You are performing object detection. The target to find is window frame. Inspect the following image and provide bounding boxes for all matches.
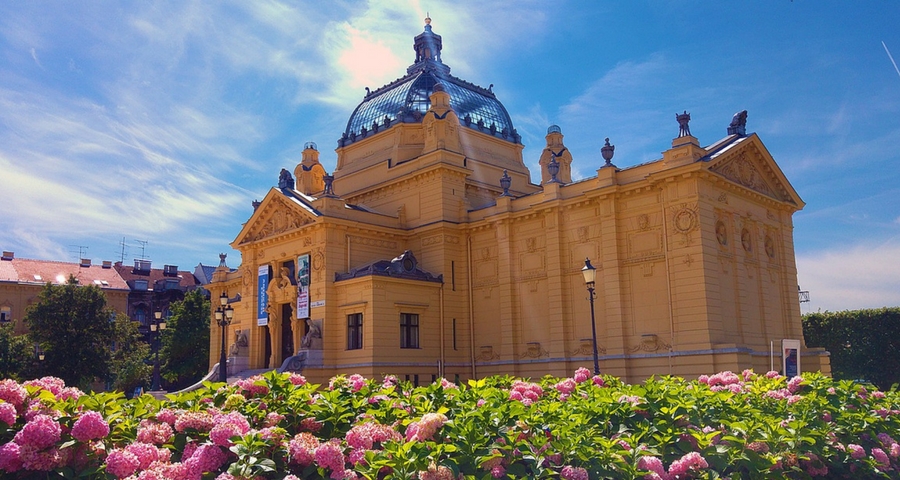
[347,313,363,350]
[400,312,420,349]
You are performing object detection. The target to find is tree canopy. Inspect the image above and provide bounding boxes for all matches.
[160,288,211,390]
[25,276,116,388]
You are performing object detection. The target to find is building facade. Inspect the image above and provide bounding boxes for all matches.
[113,260,203,336]
[0,252,130,335]
[209,19,828,384]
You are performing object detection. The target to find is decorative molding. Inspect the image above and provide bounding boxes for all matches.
[519,342,550,359]
[348,235,397,249]
[627,335,672,353]
[571,338,606,356]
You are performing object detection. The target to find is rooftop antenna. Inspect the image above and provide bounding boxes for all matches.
[118,236,128,263]
[68,245,88,261]
[134,239,149,261]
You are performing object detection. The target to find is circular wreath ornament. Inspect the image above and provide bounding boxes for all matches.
[673,209,697,233]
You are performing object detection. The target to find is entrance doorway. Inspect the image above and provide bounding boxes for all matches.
[281,303,294,360]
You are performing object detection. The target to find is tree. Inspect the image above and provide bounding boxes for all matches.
[25,276,115,389]
[160,288,211,390]
[109,313,151,393]
[0,323,35,380]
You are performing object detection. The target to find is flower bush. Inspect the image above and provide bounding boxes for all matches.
[0,369,899,479]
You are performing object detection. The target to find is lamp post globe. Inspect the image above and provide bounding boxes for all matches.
[582,258,601,375]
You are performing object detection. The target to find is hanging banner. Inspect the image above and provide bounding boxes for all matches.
[257,265,269,326]
[296,254,310,319]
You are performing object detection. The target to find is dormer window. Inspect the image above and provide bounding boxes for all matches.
[134,280,149,291]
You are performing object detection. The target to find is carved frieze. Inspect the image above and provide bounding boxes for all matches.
[242,198,313,244]
[348,235,397,249]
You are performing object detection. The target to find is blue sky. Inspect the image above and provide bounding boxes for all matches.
[0,1,898,312]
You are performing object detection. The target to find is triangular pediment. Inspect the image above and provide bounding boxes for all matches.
[707,135,803,207]
[233,189,320,246]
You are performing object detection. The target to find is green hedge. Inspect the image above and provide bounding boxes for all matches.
[803,307,900,389]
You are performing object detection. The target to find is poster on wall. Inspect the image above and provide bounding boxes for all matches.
[296,254,310,319]
[257,265,269,326]
[782,338,800,377]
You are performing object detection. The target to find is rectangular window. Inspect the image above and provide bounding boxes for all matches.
[400,313,419,349]
[347,313,363,350]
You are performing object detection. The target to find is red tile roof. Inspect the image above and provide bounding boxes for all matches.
[0,258,130,290]
[113,262,201,289]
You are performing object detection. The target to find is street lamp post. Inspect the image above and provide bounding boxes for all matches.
[215,291,234,383]
[581,258,601,375]
[150,311,166,391]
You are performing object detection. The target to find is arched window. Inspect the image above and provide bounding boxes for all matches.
[134,306,148,326]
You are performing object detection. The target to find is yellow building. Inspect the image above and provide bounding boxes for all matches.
[0,252,130,335]
[209,19,828,384]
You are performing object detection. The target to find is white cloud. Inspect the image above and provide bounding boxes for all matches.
[797,240,900,312]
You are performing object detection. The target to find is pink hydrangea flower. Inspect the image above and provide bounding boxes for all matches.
[184,443,227,475]
[573,368,591,383]
[174,411,214,433]
[668,451,708,477]
[346,421,401,450]
[105,448,140,478]
[288,373,307,386]
[155,408,177,425]
[592,375,605,387]
[71,411,109,442]
[0,402,16,426]
[234,375,269,397]
[289,432,320,466]
[23,377,65,396]
[637,455,668,480]
[300,417,323,433]
[0,380,28,409]
[136,420,173,445]
[13,414,61,450]
[0,441,23,472]
[555,378,576,395]
[847,443,866,459]
[787,376,803,393]
[490,464,506,478]
[209,411,250,447]
[561,465,588,480]
[872,447,890,468]
[314,439,346,474]
[406,413,447,442]
[765,370,781,379]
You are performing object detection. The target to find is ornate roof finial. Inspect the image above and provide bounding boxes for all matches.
[218,253,228,268]
[546,154,561,184]
[499,170,512,197]
[425,13,431,25]
[601,138,616,167]
[676,110,692,137]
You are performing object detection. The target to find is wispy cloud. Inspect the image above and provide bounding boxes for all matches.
[797,239,900,312]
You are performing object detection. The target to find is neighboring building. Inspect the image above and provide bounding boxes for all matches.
[209,18,829,384]
[0,252,130,334]
[113,260,202,334]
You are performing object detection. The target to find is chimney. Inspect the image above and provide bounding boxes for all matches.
[1,251,12,261]
[80,258,92,268]
[102,261,112,269]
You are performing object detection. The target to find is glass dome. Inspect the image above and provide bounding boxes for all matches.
[339,21,519,147]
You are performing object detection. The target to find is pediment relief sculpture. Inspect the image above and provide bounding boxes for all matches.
[711,152,785,202]
[242,200,313,244]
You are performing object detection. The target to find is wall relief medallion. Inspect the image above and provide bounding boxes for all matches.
[715,221,728,246]
[741,228,753,252]
[764,236,775,259]
[673,208,697,234]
